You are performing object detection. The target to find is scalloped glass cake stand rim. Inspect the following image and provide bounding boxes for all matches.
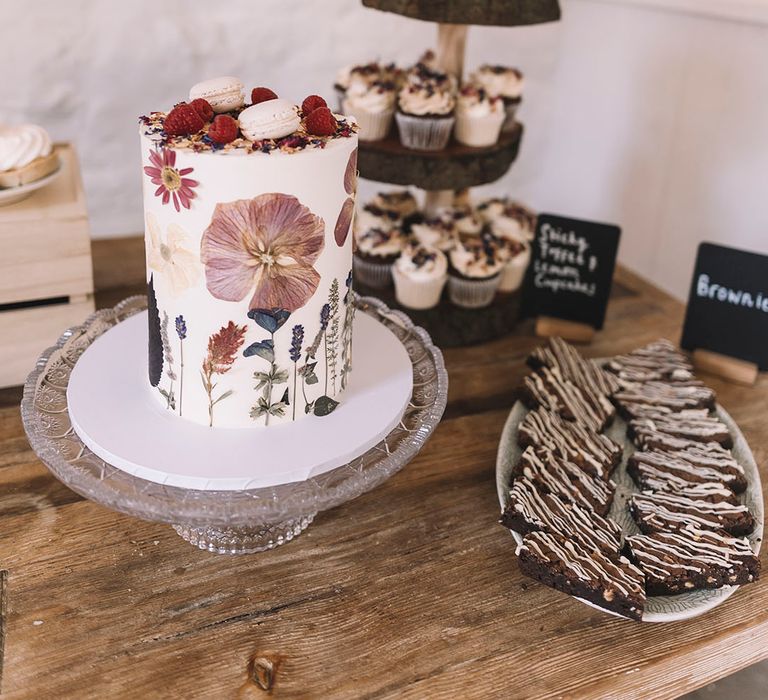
[21,295,448,554]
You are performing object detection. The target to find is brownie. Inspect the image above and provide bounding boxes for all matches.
[628,410,732,449]
[629,491,755,537]
[636,481,738,505]
[521,366,615,432]
[628,446,747,494]
[501,479,622,555]
[626,529,759,595]
[613,381,716,416]
[518,530,646,620]
[605,339,695,384]
[514,446,616,516]
[527,336,620,397]
[517,408,622,481]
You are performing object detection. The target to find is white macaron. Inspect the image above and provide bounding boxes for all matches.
[238,99,301,141]
[189,76,244,114]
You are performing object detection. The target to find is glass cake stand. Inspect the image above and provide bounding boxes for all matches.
[21,295,448,554]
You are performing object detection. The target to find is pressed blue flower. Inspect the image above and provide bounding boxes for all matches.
[243,338,275,363]
[175,315,187,340]
[290,324,304,362]
[248,307,291,333]
[320,303,331,331]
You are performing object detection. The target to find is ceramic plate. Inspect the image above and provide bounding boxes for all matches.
[0,163,62,207]
[496,400,764,622]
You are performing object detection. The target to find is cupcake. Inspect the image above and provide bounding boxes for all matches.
[0,124,58,188]
[396,64,456,151]
[447,233,504,308]
[475,196,509,223]
[353,226,405,288]
[372,189,419,219]
[335,62,390,112]
[411,213,458,252]
[490,201,537,242]
[355,203,401,236]
[442,205,483,236]
[471,65,524,132]
[454,85,505,147]
[496,237,531,293]
[343,80,396,142]
[393,243,448,310]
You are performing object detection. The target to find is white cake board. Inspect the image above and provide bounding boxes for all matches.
[67,311,413,490]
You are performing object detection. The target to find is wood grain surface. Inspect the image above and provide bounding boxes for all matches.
[361,0,562,27]
[357,124,523,191]
[0,237,767,699]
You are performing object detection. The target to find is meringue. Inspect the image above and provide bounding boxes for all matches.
[238,99,300,141]
[189,76,244,113]
[0,124,52,172]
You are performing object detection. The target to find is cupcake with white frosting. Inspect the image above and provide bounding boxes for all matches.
[441,205,483,236]
[490,201,537,242]
[353,226,405,288]
[475,196,509,223]
[393,242,448,309]
[471,65,524,132]
[411,213,457,252]
[447,233,504,308]
[355,202,402,236]
[396,64,456,151]
[371,190,419,219]
[454,85,505,147]
[496,236,531,293]
[343,79,396,141]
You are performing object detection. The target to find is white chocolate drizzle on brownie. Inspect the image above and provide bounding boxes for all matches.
[627,530,757,581]
[523,366,614,431]
[506,481,622,554]
[614,381,715,412]
[630,410,731,446]
[529,337,620,396]
[518,407,621,480]
[629,446,745,492]
[605,339,695,383]
[518,447,615,514]
[630,491,753,535]
[519,531,645,598]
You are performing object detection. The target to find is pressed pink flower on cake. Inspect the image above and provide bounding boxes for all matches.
[201,193,325,312]
[144,148,198,211]
[335,147,358,246]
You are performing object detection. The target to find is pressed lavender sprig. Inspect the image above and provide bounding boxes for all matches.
[320,303,331,395]
[290,324,304,420]
[175,315,187,416]
[160,312,176,410]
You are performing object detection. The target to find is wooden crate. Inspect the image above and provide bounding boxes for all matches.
[0,143,94,387]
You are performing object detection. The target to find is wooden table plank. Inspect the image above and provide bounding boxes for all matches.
[0,236,766,699]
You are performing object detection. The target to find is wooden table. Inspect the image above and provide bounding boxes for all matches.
[1,237,767,699]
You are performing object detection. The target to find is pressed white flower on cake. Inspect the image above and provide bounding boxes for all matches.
[145,212,201,296]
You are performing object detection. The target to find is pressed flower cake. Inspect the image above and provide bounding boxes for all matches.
[141,79,359,428]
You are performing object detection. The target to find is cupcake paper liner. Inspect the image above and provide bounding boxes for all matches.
[353,254,394,288]
[343,101,393,142]
[393,267,447,310]
[454,111,505,148]
[395,112,455,151]
[498,255,530,293]
[501,100,521,133]
[447,274,501,309]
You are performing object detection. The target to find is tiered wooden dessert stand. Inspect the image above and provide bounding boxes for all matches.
[356,0,561,347]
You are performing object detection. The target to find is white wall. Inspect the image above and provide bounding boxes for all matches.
[2,0,768,299]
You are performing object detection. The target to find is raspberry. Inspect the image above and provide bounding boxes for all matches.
[208,115,239,144]
[304,106,337,136]
[251,87,278,105]
[301,94,327,115]
[163,103,205,136]
[190,98,214,122]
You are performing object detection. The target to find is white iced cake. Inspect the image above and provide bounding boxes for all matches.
[140,78,359,428]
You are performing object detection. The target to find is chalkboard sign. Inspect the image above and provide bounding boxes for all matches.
[681,242,768,370]
[521,213,621,329]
